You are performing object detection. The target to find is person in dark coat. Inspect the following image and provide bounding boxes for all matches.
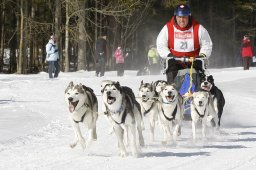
[95,35,107,77]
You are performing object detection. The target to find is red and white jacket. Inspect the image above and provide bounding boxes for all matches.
[157,17,212,59]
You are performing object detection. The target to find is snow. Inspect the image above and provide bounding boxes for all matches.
[1,67,256,170]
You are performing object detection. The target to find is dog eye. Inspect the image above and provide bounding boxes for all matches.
[75,93,79,95]
[67,93,70,95]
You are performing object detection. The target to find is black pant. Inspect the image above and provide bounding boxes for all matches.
[243,57,252,70]
[116,63,124,76]
[95,56,106,76]
[166,59,203,83]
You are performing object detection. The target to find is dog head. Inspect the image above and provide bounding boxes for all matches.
[100,80,114,93]
[200,74,214,92]
[65,81,88,113]
[154,80,167,94]
[138,80,155,102]
[102,81,123,106]
[192,91,209,107]
[159,84,179,103]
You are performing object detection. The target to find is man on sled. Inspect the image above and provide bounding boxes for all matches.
[156,3,213,95]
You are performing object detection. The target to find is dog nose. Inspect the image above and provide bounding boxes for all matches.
[107,91,111,95]
[68,97,73,102]
[168,91,172,95]
[199,101,202,105]
[142,95,146,98]
[204,82,208,85]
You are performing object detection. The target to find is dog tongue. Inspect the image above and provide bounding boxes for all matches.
[69,105,75,112]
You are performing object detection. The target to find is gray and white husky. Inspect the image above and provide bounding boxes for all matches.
[65,81,98,149]
[158,84,184,145]
[137,81,159,141]
[102,81,144,157]
[191,91,217,141]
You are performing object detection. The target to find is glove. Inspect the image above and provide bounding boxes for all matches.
[54,49,58,53]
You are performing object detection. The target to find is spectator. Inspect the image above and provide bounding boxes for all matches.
[45,35,60,79]
[147,45,159,75]
[241,35,254,70]
[114,45,127,76]
[95,35,107,77]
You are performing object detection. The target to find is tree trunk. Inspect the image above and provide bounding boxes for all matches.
[0,1,5,72]
[17,0,24,74]
[64,0,70,72]
[77,0,86,71]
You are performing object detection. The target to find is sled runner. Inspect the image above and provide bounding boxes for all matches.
[162,57,207,120]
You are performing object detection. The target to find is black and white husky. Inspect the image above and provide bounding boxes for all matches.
[200,74,225,127]
[137,81,159,141]
[158,84,184,145]
[102,81,144,157]
[153,80,167,96]
[191,91,217,141]
[64,81,98,149]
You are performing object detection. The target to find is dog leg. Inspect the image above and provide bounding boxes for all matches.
[149,113,157,141]
[173,123,181,145]
[129,124,138,157]
[137,125,145,147]
[202,120,206,140]
[113,126,127,157]
[70,122,86,149]
[161,125,170,145]
[122,125,129,147]
[192,121,197,141]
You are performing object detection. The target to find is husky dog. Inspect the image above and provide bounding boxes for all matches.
[200,74,225,127]
[137,81,159,141]
[191,91,217,141]
[158,84,184,145]
[154,80,168,96]
[65,81,98,149]
[102,81,144,157]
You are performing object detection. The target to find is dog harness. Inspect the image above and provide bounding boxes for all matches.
[142,100,157,116]
[72,104,89,123]
[161,104,177,121]
[105,104,128,124]
[194,107,207,118]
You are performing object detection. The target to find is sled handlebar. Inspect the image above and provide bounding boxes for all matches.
[161,57,208,74]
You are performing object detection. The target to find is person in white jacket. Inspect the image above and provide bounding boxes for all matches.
[156,4,212,83]
[45,35,60,78]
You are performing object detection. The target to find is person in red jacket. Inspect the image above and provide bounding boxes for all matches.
[241,35,254,70]
[157,4,212,83]
[114,45,128,76]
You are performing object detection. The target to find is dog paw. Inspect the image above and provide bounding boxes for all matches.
[69,143,77,148]
[79,138,87,149]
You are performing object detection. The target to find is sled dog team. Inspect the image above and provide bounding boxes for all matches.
[64,75,225,157]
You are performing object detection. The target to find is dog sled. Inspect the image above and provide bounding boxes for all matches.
[162,57,207,120]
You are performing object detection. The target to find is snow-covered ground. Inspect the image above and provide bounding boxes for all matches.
[0,67,256,170]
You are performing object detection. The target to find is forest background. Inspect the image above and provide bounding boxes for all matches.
[0,0,255,74]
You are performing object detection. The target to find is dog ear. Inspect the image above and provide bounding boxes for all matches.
[141,80,143,85]
[68,81,74,87]
[171,83,177,89]
[209,75,214,82]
